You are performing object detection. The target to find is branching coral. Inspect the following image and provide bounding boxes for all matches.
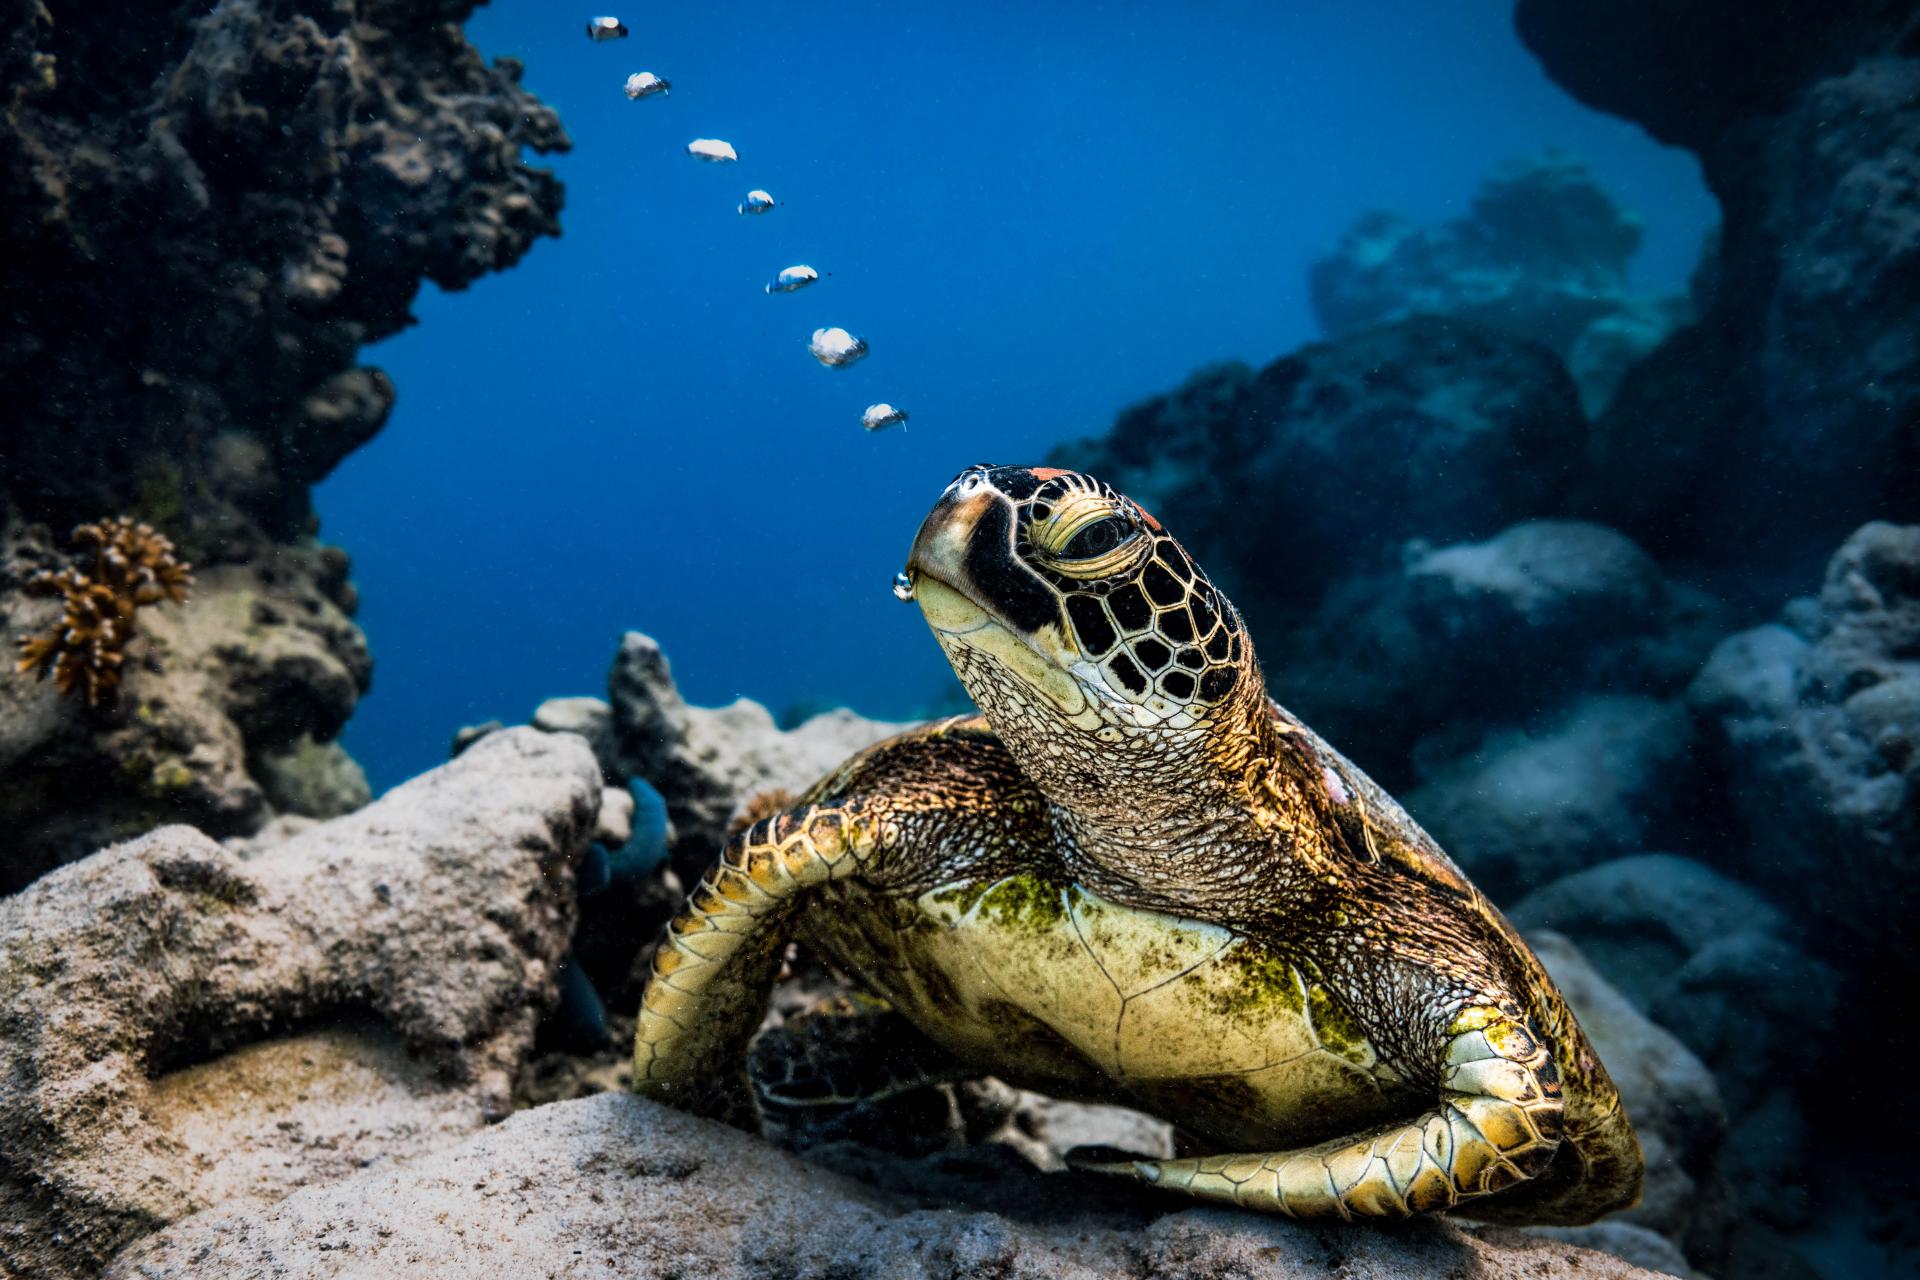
[15,517,193,706]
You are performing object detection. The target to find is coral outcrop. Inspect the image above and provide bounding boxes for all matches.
[0,0,569,880]
[1311,152,1688,414]
[1,530,372,891]
[607,631,912,888]
[0,728,601,1280]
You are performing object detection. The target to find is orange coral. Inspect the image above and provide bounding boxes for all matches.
[14,517,193,706]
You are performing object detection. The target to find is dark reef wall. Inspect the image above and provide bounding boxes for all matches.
[1511,0,1915,155]
[0,0,568,884]
[0,0,567,538]
[1516,0,1920,575]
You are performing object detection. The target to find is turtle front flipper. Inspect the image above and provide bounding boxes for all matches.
[1071,1004,1564,1220]
[633,801,887,1127]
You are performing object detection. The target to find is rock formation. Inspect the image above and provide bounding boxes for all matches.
[454,632,910,1030]
[1406,696,1697,902]
[0,532,372,891]
[1271,520,1721,783]
[606,631,912,888]
[1524,933,1732,1268]
[0,0,567,541]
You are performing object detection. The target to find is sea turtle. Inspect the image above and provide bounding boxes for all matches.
[632,464,1642,1224]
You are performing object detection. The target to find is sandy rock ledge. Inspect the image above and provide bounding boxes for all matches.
[104,1092,1674,1280]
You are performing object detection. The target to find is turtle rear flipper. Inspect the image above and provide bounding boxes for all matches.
[751,1005,974,1149]
[752,1005,970,1110]
[1071,1003,1568,1220]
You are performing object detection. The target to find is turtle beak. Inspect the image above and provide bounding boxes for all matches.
[905,487,992,596]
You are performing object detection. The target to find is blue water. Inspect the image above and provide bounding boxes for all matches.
[318,0,1716,791]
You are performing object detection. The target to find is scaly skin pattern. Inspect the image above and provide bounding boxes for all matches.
[633,465,1643,1225]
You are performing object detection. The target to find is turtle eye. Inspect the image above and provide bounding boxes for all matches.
[1060,516,1132,560]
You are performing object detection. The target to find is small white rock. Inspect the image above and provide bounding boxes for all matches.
[624,72,669,100]
[737,189,775,215]
[686,138,739,164]
[586,16,629,41]
[596,786,636,849]
[862,403,909,432]
[765,264,819,295]
[809,327,869,369]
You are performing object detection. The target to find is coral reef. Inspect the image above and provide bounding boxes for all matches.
[1311,152,1688,414]
[0,728,600,1280]
[0,0,569,880]
[14,517,193,705]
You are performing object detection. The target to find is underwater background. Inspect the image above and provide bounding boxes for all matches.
[2,1,1916,1278]
[319,0,1715,791]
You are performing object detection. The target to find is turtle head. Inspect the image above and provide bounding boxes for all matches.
[902,464,1264,821]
